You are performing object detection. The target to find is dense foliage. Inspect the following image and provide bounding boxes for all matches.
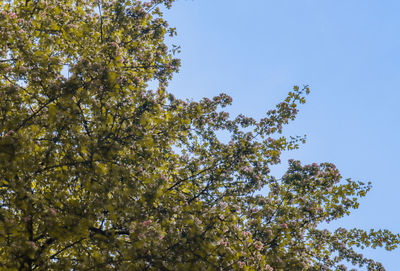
[0,0,399,270]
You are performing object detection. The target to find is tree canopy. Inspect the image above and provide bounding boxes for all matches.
[0,0,399,270]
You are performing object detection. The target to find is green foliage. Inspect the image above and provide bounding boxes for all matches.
[0,0,398,270]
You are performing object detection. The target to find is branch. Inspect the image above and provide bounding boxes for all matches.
[0,58,17,62]
[98,0,103,43]
[14,96,57,133]
[49,238,85,260]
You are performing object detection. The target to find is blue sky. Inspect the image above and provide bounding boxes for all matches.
[163,0,400,269]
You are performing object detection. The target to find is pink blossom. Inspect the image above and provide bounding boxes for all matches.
[219,201,228,209]
[141,219,152,226]
[251,207,259,213]
[238,261,245,268]
[241,166,252,173]
[28,241,37,250]
[194,217,202,225]
[4,130,14,137]
[265,264,274,271]
[48,208,57,215]
[172,206,179,212]
[254,241,264,251]
[19,65,27,72]
[219,240,229,246]
[281,223,288,229]
[160,174,167,181]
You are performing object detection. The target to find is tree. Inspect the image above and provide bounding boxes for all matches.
[0,0,398,270]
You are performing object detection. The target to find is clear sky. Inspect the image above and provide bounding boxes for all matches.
[163,0,400,269]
